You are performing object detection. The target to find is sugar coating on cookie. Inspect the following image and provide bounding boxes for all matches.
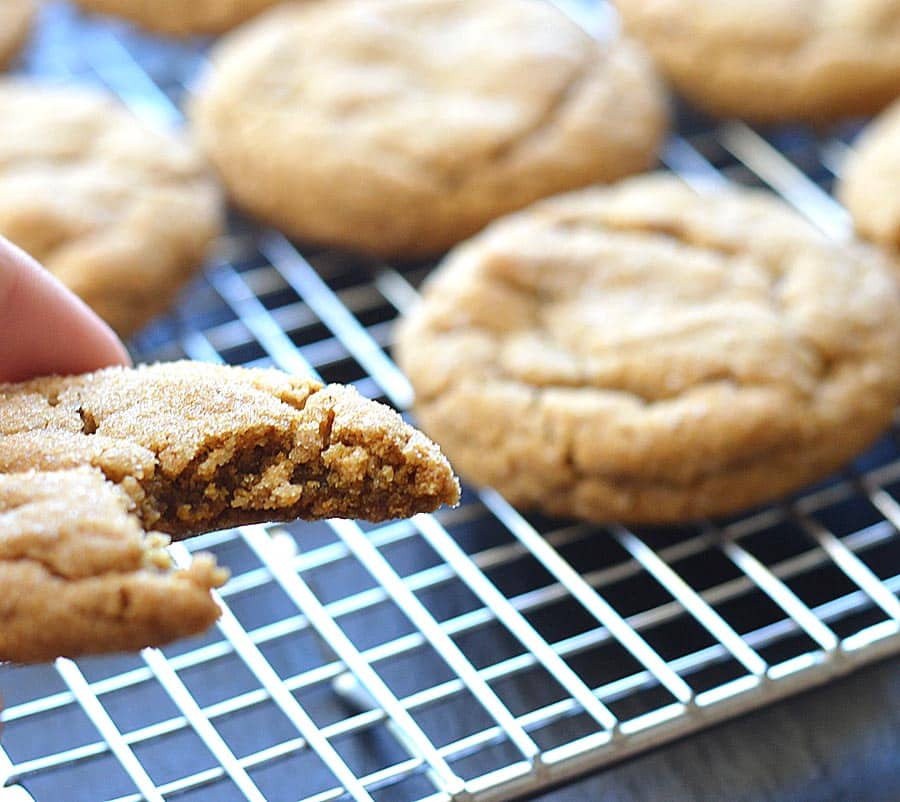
[838,98,900,248]
[0,467,227,664]
[0,361,460,537]
[191,0,667,257]
[0,80,223,337]
[615,0,900,122]
[73,0,283,35]
[396,174,900,524]
[0,0,34,70]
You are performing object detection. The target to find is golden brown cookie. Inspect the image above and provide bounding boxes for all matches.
[0,0,34,70]
[0,80,223,337]
[0,361,460,537]
[837,98,900,248]
[73,0,282,35]
[615,0,900,122]
[191,0,667,258]
[395,174,900,524]
[0,467,227,664]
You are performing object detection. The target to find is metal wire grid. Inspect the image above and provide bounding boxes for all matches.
[3,2,900,801]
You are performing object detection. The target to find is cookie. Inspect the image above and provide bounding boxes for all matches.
[190,0,667,258]
[0,0,34,70]
[0,80,223,337]
[0,361,460,537]
[837,98,900,248]
[0,467,227,664]
[73,0,283,36]
[615,0,900,122]
[395,174,900,524]
[0,361,458,663]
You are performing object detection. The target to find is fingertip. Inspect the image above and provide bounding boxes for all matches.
[0,237,132,383]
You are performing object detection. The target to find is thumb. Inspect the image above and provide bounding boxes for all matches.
[0,237,131,383]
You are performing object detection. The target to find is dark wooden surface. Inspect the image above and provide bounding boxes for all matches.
[532,657,900,802]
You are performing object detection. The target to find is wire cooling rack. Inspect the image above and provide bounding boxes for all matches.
[4,2,900,801]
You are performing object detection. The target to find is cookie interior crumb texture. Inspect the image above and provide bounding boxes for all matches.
[0,467,227,664]
[0,361,460,539]
[191,0,667,257]
[0,79,223,337]
[396,173,900,524]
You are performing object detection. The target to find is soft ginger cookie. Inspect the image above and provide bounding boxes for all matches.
[0,361,460,537]
[73,0,283,36]
[615,0,900,122]
[191,0,667,257]
[0,467,227,663]
[838,98,900,248]
[0,0,34,70]
[0,80,222,337]
[395,174,900,524]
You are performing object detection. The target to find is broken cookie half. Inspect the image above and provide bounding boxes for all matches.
[0,360,461,536]
[0,361,459,663]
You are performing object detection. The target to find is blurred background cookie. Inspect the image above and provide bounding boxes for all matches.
[0,80,223,336]
[396,173,900,523]
[0,0,35,70]
[837,98,900,248]
[615,0,900,122]
[72,0,284,36]
[191,0,668,258]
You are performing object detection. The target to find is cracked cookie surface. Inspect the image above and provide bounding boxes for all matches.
[0,361,460,538]
[73,0,284,35]
[837,97,900,249]
[396,173,900,523]
[0,80,222,336]
[0,467,227,664]
[190,0,667,257]
[615,0,900,122]
[0,0,34,70]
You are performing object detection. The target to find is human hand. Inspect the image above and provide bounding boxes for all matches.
[0,237,131,383]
